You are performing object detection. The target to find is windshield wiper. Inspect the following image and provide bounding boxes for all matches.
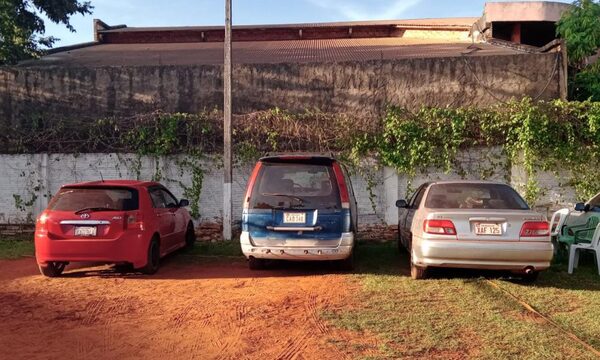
[262,193,305,204]
[75,207,117,214]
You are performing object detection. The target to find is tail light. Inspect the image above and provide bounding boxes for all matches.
[423,219,457,236]
[520,221,549,238]
[125,212,144,231]
[36,212,49,233]
[243,162,262,209]
[332,162,350,209]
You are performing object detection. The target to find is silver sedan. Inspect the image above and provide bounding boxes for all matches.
[397,181,553,281]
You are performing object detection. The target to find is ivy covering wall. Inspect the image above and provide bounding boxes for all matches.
[3,98,600,216]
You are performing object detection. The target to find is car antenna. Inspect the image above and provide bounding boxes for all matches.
[100,172,105,182]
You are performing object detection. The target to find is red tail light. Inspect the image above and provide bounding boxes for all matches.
[36,212,49,233]
[243,162,262,209]
[520,221,549,237]
[125,212,144,231]
[332,162,350,209]
[423,219,457,236]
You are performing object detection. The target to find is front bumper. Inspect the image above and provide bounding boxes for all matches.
[240,231,354,261]
[413,238,554,272]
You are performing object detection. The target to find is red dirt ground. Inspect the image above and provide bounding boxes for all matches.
[0,256,379,360]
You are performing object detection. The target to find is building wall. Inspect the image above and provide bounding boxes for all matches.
[0,149,579,226]
[0,52,563,126]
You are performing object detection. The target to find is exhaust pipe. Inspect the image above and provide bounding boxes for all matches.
[524,266,535,275]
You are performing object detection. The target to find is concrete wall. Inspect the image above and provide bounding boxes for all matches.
[0,52,563,126]
[484,1,570,23]
[0,149,581,225]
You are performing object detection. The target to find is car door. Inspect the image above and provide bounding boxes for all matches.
[400,184,427,249]
[159,187,186,246]
[149,187,176,254]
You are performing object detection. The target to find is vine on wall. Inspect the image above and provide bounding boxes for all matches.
[350,98,600,203]
[7,99,600,218]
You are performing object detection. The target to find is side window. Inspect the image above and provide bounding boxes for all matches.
[160,189,178,208]
[149,189,166,209]
[410,185,427,209]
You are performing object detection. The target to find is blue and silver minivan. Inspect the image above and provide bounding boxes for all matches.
[240,154,358,270]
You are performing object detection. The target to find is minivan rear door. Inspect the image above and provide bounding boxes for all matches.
[245,158,349,247]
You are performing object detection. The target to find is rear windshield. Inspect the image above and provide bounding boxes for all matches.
[48,187,139,212]
[250,163,341,210]
[425,183,529,210]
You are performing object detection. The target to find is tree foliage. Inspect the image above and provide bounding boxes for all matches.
[0,0,92,64]
[557,0,600,67]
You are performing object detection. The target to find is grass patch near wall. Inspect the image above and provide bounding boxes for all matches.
[186,240,244,258]
[323,242,600,359]
[0,235,34,259]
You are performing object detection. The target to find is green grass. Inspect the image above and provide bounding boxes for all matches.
[0,235,35,259]
[323,241,600,360]
[186,239,244,258]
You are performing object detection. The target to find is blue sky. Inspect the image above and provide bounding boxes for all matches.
[42,0,572,47]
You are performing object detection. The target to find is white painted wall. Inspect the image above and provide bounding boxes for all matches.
[0,149,582,224]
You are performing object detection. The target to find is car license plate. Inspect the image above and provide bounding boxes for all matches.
[75,226,97,237]
[474,223,502,235]
[283,212,306,224]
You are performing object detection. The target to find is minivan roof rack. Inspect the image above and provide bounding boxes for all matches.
[262,152,336,159]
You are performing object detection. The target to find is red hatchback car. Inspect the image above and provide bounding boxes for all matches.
[35,180,195,277]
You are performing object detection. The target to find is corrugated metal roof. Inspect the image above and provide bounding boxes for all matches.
[23,38,518,67]
[98,18,479,33]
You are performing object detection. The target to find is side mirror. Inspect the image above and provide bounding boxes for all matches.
[179,199,190,207]
[396,199,408,208]
[574,202,588,212]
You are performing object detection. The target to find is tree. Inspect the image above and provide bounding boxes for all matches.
[557,0,600,100]
[0,0,93,65]
[557,0,600,67]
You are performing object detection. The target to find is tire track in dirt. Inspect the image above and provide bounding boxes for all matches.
[213,304,249,360]
[274,330,311,360]
[305,293,330,335]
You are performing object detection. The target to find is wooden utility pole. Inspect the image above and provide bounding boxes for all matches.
[223,0,233,240]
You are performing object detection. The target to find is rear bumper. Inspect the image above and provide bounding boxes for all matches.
[240,231,354,261]
[413,238,554,272]
[34,230,150,268]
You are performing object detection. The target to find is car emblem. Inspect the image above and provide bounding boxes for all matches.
[80,213,90,219]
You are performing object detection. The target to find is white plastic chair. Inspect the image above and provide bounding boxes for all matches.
[550,208,570,237]
[568,223,600,275]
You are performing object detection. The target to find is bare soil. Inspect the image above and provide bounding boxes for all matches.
[0,256,377,360]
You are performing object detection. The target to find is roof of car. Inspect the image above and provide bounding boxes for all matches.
[260,153,336,162]
[61,180,161,188]
[429,180,508,186]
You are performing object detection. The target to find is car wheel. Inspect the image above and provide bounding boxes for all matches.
[410,262,427,280]
[39,262,66,277]
[337,252,355,271]
[141,237,160,275]
[248,257,265,270]
[520,271,540,284]
[185,222,196,249]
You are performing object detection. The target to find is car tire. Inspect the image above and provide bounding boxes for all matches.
[410,262,427,280]
[248,257,265,270]
[185,222,196,249]
[520,271,540,284]
[38,262,66,277]
[337,252,355,271]
[140,237,160,275]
